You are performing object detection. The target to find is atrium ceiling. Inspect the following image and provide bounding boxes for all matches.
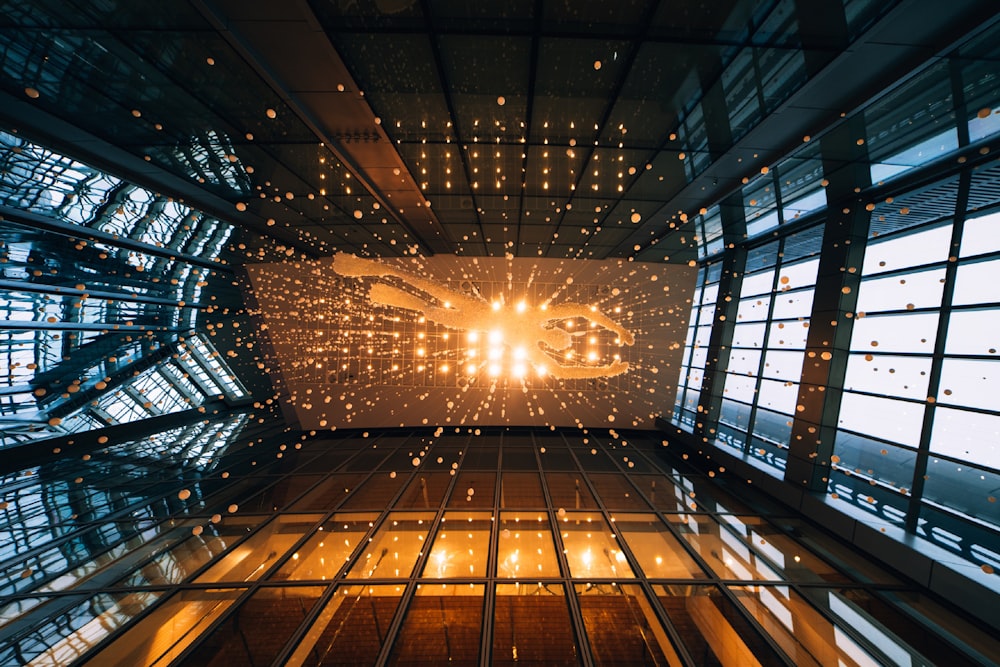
[1,0,994,264]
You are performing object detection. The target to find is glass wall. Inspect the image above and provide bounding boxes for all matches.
[672,17,1000,582]
[672,261,720,430]
[0,419,994,664]
[0,129,254,447]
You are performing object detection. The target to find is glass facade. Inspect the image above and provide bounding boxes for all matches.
[0,413,996,665]
[0,131,252,448]
[672,17,1000,587]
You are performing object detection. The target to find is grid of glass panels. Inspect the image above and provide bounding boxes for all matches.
[831,179,1000,567]
[1,415,995,665]
[0,128,253,446]
[672,261,721,431]
[681,17,1000,585]
[717,227,821,466]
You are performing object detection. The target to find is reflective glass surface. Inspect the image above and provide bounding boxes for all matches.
[0,420,993,665]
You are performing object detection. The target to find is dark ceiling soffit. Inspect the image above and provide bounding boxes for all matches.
[418,0,488,255]
[0,91,318,260]
[192,0,452,256]
[611,0,1000,258]
[543,0,662,258]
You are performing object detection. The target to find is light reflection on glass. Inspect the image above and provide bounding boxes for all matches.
[731,584,888,667]
[194,515,321,583]
[273,512,377,581]
[576,583,684,666]
[559,512,634,579]
[285,585,404,667]
[612,513,707,579]
[423,511,491,578]
[345,512,435,579]
[496,512,560,578]
[667,514,781,581]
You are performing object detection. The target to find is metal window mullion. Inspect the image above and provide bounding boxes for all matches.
[694,246,747,446]
[536,433,595,667]
[565,433,701,666]
[371,433,475,667]
[904,169,971,530]
[675,266,707,415]
[743,236,788,453]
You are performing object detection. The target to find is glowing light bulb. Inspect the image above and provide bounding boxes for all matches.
[516,301,527,313]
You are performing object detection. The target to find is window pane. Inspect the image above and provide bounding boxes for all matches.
[588,474,649,510]
[850,313,938,353]
[3,591,161,665]
[732,322,767,348]
[766,320,810,349]
[945,309,1000,355]
[937,359,1000,411]
[730,585,885,667]
[862,224,953,274]
[285,585,403,667]
[843,353,931,401]
[833,433,917,490]
[838,393,925,447]
[558,512,635,579]
[960,210,1000,257]
[667,514,781,581]
[930,407,1000,468]
[770,288,815,319]
[952,259,1000,306]
[576,583,684,666]
[737,296,771,322]
[756,378,799,415]
[195,515,321,584]
[741,270,776,297]
[387,584,483,666]
[494,583,580,667]
[447,472,496,509]
[500,472,545,508]
[722,373,757,404]
[653,584,786,666]
[612,513,707,579]
[761,349,803,381]
[778,258,819,289]
[545,473,598,510]
[497,512,561,578]
[272,513,377,581]
[728,349,762,376]
[345,512,435,579]
[80,589,244,667]
[395,472,452,509]
[423,511,492,578]
[183,587,325,666]
[855,268,946,313]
